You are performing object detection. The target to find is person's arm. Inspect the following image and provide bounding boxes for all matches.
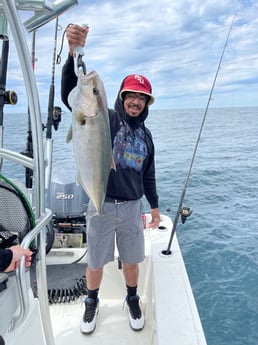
[61,54,77,110]
[0,248,12,272]
[0,245,32,272]
[143,132,160,228]
[143,133,159,209]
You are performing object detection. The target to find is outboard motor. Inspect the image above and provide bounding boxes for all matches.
[48,160,89,249]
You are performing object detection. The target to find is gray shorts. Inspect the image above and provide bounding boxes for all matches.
[86,199,145,269]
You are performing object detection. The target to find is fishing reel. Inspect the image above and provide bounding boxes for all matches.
[180,206,193,224]
[0,89,18,105]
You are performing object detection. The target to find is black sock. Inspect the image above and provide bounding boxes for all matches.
[87,288,99,301]
[126,285,137,298]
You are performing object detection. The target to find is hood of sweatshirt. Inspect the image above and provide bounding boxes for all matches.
[114,83,149,128]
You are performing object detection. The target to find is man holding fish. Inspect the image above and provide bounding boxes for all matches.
[61,24,160,335]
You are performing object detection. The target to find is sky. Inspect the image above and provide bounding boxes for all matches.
[2,0,258,112]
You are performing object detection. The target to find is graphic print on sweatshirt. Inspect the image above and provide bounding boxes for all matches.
[113,124,147,171]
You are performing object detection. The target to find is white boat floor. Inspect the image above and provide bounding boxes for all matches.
[48,215,207,345]
[50,297,154,345]
[49,242,155,345]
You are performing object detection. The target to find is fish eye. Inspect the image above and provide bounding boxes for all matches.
[93,87,99,96]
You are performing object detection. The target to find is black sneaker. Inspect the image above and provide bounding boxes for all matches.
[126,295,145,331]
[80,297,99,334]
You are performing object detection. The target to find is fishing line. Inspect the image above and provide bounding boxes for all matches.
[56,23,73,65]
[164,14,236,255]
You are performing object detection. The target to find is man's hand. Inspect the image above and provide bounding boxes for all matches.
[4,245,32,272]
[148,208,161,229]
[66,24,89,56]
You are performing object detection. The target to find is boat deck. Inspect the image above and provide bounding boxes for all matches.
[47,241,155,344]
[47,215,207,345]
[50,301,155,345]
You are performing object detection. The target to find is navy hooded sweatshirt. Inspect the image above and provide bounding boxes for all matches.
[61,55,159,209]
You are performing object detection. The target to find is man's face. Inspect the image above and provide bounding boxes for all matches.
[123,92,148,117]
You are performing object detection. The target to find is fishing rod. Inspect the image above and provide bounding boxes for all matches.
[21,30,36,189]
[0,16,18,172]
[164,14,236,255]
[45,16,61,139]
[44,17,63,201]
[0,34,9,172]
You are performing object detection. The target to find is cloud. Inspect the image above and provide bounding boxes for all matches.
[3,0,258,113]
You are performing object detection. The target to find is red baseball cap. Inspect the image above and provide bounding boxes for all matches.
[119,74,155,106]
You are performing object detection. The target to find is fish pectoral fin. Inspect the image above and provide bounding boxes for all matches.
[76,173,81,186]
[66,125,73,143]
[111,154,116,171]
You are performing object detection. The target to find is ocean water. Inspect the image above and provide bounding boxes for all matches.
[1,106,258,345]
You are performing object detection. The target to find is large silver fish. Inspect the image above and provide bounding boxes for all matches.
[66,70,115,215]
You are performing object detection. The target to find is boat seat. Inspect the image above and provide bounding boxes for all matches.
[0,174,35,250]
